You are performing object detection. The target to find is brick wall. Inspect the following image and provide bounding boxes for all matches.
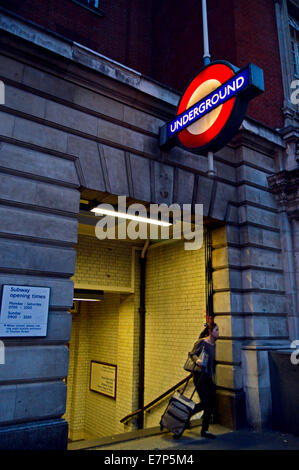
[1,0,284,128]
[0,0,153,77]
[151,0,284,128]
[233,0,284,128]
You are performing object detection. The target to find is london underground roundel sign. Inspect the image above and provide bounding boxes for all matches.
[159,61,264,154]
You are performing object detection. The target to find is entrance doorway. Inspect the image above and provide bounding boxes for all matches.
[64,198,207,442]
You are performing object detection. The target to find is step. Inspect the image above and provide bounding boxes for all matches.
[67,419,202,450]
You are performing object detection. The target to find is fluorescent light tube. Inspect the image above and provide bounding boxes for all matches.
[91,207,172,227]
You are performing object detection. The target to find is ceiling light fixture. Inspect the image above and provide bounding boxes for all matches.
[73,289,104,302]
[91,207,172,227]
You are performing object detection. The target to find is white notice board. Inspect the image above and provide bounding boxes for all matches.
[0,285,50,337]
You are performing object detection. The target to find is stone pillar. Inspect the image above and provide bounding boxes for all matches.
[293,219,299,334]
[233,144,291,430]
[212,225,247,430]
[0,140,80,449]
[212,138,294,431]
[268,169,299,340]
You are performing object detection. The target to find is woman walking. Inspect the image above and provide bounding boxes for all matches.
[189,319,219,439]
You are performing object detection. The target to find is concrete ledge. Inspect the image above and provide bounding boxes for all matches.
[0,418,68,450]
[0,9,179,107]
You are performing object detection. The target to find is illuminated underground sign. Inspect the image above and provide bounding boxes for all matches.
[168,68,249,137]
[159,61,264,153]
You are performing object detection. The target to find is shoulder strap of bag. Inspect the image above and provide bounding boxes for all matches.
[190,338,205,356]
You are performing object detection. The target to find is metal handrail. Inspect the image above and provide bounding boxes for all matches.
[120,373,193,424]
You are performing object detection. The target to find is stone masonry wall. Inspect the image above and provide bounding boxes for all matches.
[212,139,290,429]
[0,124,80,433]
[0,15,293,443]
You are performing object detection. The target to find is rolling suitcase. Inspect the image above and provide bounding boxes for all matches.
[160,376,200,439]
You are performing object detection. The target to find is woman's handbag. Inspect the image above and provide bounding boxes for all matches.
[183,353,195,372]
[183,348,209,373]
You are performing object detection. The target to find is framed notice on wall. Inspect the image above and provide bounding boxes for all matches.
[0,285,50,337]
[90,361,117,399]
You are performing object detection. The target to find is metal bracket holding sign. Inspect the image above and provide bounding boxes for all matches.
[159,61,264,154]
[0,285,50,337]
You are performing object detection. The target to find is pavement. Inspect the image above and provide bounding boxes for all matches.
[69,424,299,451]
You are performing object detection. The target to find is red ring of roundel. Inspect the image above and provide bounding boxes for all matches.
[177,63,236,150]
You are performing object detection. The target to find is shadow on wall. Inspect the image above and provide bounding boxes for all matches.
[269,350,299,436]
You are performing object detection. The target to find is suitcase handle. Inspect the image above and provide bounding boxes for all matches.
[181,370,204,399]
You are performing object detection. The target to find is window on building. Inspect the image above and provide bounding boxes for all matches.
[71,0,104,16]
[289,16,299,78]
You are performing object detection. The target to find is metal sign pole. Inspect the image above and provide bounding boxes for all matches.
[202,0,211,66]
[201,0,215,176]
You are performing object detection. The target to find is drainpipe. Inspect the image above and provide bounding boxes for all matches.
[281,211,298,341]
[205,226,214,321]
[137,240,149,429]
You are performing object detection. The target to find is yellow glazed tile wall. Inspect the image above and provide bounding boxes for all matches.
[84,294,120,438]
[65,236,140,440]
[72,235,134,291]
[115,250,141,434]
[65,235,207,437]
[65,301,90,441]
[65,294,121,440]
[115,303,140,430]
[144,240,206,428]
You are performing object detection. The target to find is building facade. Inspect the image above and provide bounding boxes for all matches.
[0,0,298,449]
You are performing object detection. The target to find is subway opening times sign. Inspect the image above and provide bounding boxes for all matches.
[0,285,50,337]
[159,61,264,153]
